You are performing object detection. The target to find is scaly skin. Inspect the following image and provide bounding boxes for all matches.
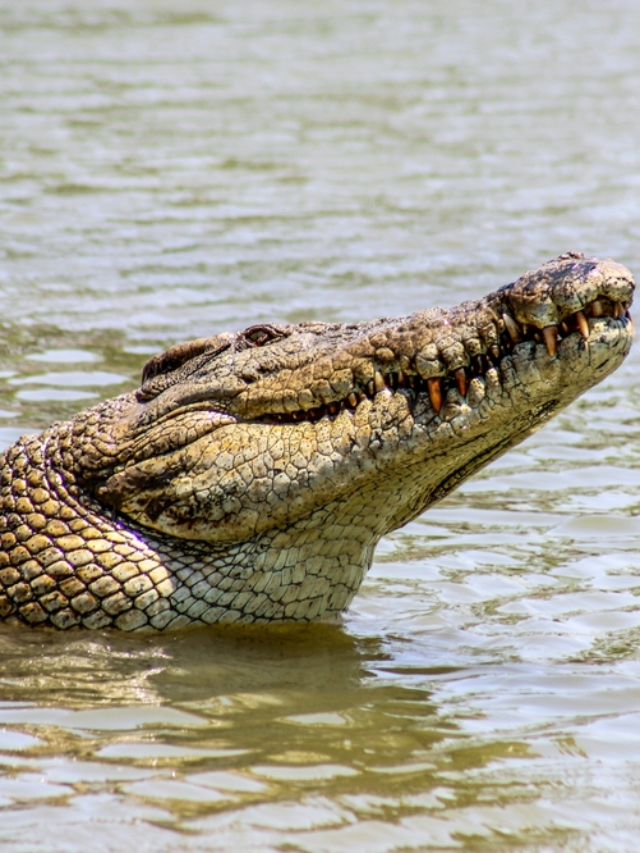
[0,253,635,630]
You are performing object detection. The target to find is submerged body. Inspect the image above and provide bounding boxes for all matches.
[0,253,634,630]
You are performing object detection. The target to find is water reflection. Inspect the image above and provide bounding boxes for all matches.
[1,621,557,850]
[0,625,467,830]
[0,623,442,738]
[2,614,590,851]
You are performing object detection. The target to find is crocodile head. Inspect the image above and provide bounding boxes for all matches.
[63,252,634,562]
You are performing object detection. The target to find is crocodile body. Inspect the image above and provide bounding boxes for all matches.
[0,253,634,630]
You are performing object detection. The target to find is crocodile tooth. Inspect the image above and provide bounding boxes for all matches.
[455,367,467,397]
[590,299,603,317]
[357,390,367,403]
[614,301,624,318]
[491,344,501,359]
[502,313,521,343]
[397,370,406,386]
[576,310,589,339]
[347,392,358,408]
[366,380,375,397]
[427,377,442,414]
[543,325,558,357]
[473,354,484,375]
[328,402,340,416]
[561,320,569,335]
[374,371,386,393]
[387,373,397,390]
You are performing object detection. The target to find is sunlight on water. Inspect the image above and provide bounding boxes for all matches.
[1,0,640,850]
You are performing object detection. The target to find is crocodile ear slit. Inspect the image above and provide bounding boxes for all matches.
[141,338,220,384]
[138,335,233,401]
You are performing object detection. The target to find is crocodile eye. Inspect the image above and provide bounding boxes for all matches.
[243,324,281,347]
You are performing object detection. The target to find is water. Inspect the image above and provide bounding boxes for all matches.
[1,1,640,850]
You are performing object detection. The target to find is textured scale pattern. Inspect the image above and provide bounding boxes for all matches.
[0,435,371,630]
[0,254,635,630]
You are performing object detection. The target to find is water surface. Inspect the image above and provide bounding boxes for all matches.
[1,1,640,850]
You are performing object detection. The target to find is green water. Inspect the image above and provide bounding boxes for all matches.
[1,1,640,850]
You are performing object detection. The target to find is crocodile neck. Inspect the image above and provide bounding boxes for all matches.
[0,428,376,629]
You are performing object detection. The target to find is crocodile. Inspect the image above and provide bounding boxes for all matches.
[0,253,634,630]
